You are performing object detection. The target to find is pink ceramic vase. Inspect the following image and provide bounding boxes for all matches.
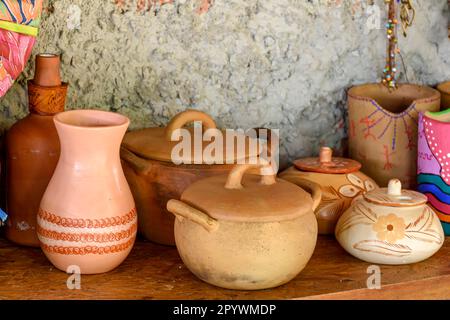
[37,109,137,274]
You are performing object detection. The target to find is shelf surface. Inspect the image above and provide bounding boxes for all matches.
[0,235,449,300]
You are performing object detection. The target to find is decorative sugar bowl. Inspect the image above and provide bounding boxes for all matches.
[166,162,320,290]
[335,179,444,265]
[279,147,378,235]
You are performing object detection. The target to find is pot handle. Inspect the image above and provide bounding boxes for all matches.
[165,109,217,141]
[280,175,322,212]
[120,147,152,175]
[167,199,219,232]
[225,161,277,189]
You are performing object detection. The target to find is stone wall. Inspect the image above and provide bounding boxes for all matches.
[0,0,449,166]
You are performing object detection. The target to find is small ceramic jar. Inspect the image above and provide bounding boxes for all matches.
[166,162,320,290]
[280,147,378,235]
[335,179,444,265]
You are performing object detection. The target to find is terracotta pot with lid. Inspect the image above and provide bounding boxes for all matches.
[335,179,444,265]
[166,162,320,290]
[279,147,378,235]
[121,109,259,246]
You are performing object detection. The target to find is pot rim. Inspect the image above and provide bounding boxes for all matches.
[54,109,130,131]
[348,83,441,117]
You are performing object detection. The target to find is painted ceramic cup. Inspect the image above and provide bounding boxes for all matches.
[347,83,440,189]
[280,147,378,235]
[417,110,450,235]
[336,179,444,265]
[38,110,137,274]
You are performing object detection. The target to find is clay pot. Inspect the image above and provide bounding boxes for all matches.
[38,110,136,274]
[5,54,67,247]
[166,162,320,290]
[336,179,444,265]
[347,83,440,189]
[280,147,379,235]
[417,109,450,235]
[121,109,259,246]
[437,81,450,109]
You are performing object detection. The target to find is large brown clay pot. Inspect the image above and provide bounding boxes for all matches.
[121,109,258,246]
[347,83,440,189]
[166,162,320,290]
[280,147,378,235]
[437,81,450,109]
[5,54,67,246]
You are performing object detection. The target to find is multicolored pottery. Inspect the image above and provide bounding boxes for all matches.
[348,83,440,189]
[280,147,378,235]
[336,179,444,265]
[417,109,450,235]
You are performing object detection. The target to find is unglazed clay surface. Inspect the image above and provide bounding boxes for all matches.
[1,1,449,166]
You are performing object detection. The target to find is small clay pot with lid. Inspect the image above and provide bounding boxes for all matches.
[120,109,260,246]
[336,179,444,265]
[166,162,320,290]
[279,147,378,235]
[6,54,68,246]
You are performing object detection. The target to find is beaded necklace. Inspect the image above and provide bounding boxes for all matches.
[382,0,415,90]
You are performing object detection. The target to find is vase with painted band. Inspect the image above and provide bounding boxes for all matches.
[38,110,137,274]
[437,81,450,109]
[280,147,379,235]
[417,109,450,235]
[5,54,68,247]
[348,83,440,189]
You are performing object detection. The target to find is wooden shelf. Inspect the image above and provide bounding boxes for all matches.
[0,235,449,300]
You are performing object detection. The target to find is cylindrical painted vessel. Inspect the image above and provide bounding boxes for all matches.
[38,110,137,274]
[348,83,440,189]
[417,109,450,235]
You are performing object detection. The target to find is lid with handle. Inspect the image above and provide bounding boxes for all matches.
[293,147,362,174]
[363,179,427,207]
[122,109,258,164]
[178,161,320,222]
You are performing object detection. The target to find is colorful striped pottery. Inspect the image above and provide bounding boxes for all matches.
[418,109,450,235]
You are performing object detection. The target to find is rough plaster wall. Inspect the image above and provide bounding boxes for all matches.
[0,0,449,166]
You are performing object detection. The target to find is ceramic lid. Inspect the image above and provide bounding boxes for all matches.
[122,109,258,163]
[180,162,314,222]
[293,147,362,174]
[363,179,427,207]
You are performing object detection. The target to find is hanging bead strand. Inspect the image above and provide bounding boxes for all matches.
[382,0,399,90]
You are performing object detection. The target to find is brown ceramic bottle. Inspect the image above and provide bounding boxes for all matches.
[5,54,68,246]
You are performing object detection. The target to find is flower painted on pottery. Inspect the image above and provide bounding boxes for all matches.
[373,213,406,244]
[339,173,377,198]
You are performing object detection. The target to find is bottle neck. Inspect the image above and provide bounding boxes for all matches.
[28,81,68,116]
